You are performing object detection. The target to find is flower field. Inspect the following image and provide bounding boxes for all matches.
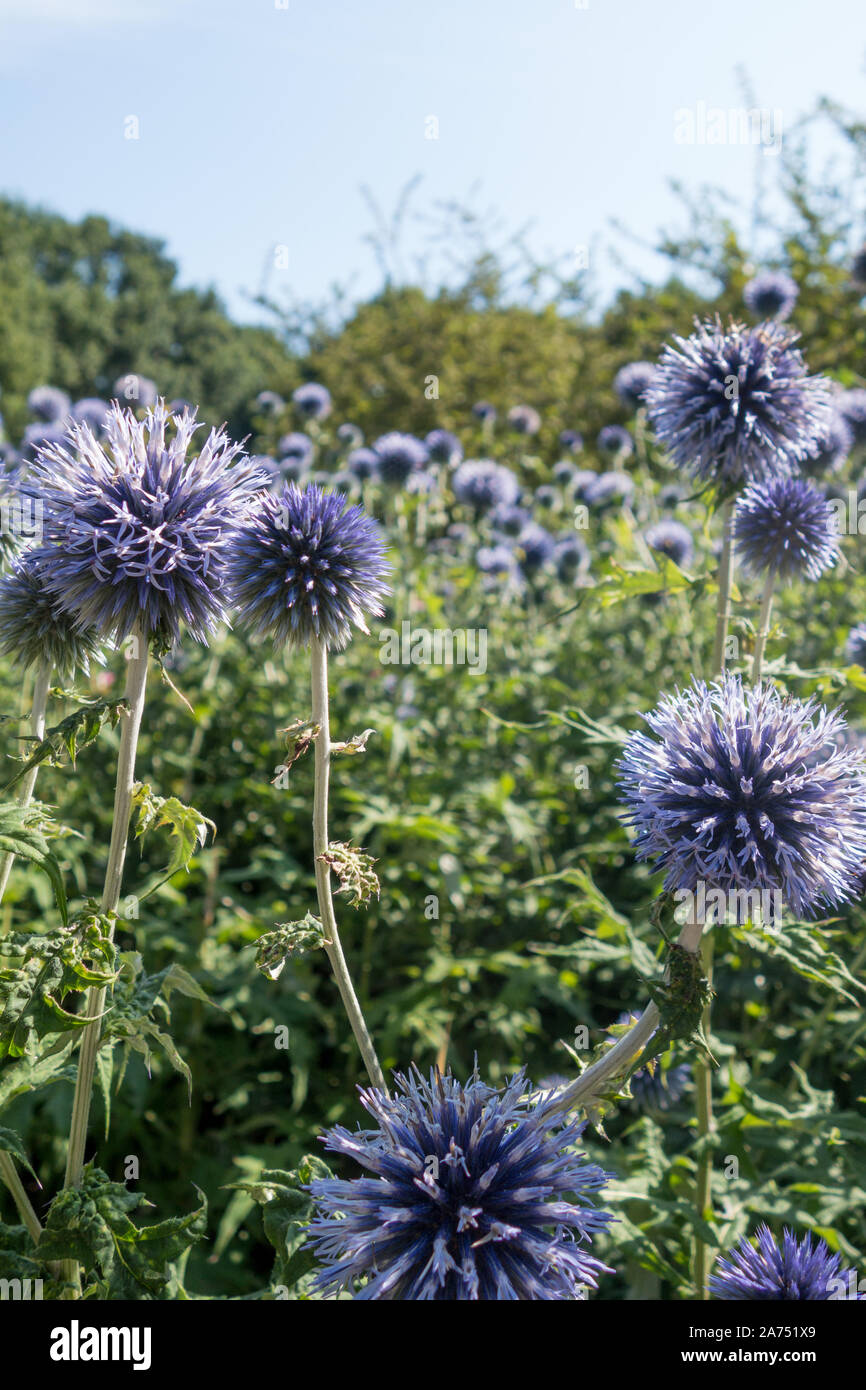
[1,111,866,1318]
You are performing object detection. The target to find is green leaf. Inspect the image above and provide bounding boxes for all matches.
[100,952,217,1098]
[0,1127,39,1182]
[2,698,128,791]
[0,801,68,926]
[227,1157,333,1297]
[130,783,216,899]
[254,913,327,980]
[0,910,116,1058]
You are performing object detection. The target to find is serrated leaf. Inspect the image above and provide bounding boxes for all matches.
[227,1157,333,1296]
[130,783,216,900]
[0,911,116,1058]
[0,801,68,926]
[2,698,127,791]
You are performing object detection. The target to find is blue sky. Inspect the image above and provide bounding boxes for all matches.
[1,0,864,324]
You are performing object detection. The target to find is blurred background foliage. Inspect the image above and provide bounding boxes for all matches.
[1,96,865,1299]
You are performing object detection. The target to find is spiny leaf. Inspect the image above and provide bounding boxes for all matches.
[0,801,68,926]
[2,698,128,791]
[130,783,216,900]
[0,1127,39,1183]
[0,910,116,1058]
[226,1158,333,1297]
[254,913,328,980]
[100,952,216,1099]
[318,840,379,906]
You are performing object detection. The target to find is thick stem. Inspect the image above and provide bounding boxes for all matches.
[0,1150,42,1243]
[751,568,776,685]
[0,660,52,904]
[711,499,735,677]
[63,630,149,1194]
[310,636,387,1092]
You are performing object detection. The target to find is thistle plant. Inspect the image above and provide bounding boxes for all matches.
[228,482,391,1089]
[710,1225,861,1300]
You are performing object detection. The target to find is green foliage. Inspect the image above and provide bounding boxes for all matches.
[228,1158,334,1298]
[2,699,127,792]
[0,802,68,926]
[0,911,115,1059]
[254,914,327,980]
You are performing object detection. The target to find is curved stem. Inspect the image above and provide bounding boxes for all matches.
[751,568,776,685]
[0,1150,42,1243]
[0,660,52,905]
[64,629,149,1195]
[711,499,735,676]
[310,636,386,1092]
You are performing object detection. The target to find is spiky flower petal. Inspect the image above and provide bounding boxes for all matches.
[372,432,428,485]
[307,1066,614,1301]
[646,319,831,489]
[0,553,102,674]
[27,402,265,649]
[710,1225,861,1300]
[228,482,390,651]
[617,675,866,919]
[733,475,840,582]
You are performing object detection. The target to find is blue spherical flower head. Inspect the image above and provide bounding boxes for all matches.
[452,459,520,512]
[229,482,390,652]
[553,460,577,486]
[112,374,158,411]
[617,675,866,919]
[554,534,589,580]
[307,1066,615,1301]
[28,402,267,651]
[614,362,656,411]
[710,1225,860,1300]
[277,432,314,469]
[0,553,103,675]
[838,387,866,445]
[584,471,634,507]
[846,622,866,666]
[372,432,428,485]
[645,519,694,568]
[424,429,463,466]
[255,390,285,417]
[597,424,634,457]
[802,411,853,478]
[507,404,541,436]
[743,270,799,321]
[646,319,832,490]
[346,447,379,481]
[733,475,840,582]
[27,386,70,424]
[476,543,515,576]
[517,522,555,573]
[292,382,332,421]
[472,401,497,423]
[71,398,110,433]
[336,422,363,450]
[559,429,584,453]
[629,1062,691,1114]
[489,502,530,536]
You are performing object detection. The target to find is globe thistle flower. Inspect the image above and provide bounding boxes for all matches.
[802,411,853,478]
[597,424,634,457]
[278,431,314,469]
[710,1225,860,1300]
[112,373,158,410]
[476,543,516,575]
[336,422,364,450]
[372,432,428,485]
[570,468,600,501]
[743,270,799,321]
[559,429,584,453]
[489,502,530,536]
[645,519,694,569]
[614,362,655,411]
[228,482,390,652]
[645,319,832,489]
[27,386,70,424]
[452,459,520,513]
[554,534,589,581]
[20,422,67,462]
[472,401,497,423]
[306,1066,615,1301]
[845,623,866,666]
[255,390,285,416]
[584,471,634,507]
[629,1062,691,1114]
[658,483,684,511]
[507,404,541,436]
[617,674,866,919]
[346,447,379,481]
[424,429,462,466]
[292,382,332,421]
[838,387,866,445]
[0,553,102,675]
[733,476,840,583]
[535,484,557,508]
[406,469,437,497]
[71,398,110,433]
[553,461,577,487]
[27,402,266,650]
[516,522,555,573]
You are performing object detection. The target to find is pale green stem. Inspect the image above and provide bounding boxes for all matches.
[751,568,776,685]
[310,636,386,1092]
[0,1150,42,1243]
[711,499,735,676]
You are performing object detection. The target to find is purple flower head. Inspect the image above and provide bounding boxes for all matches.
[27,386,70,424]
[507,404,541,437]
[845,623,866,666]
[733,475,840,583]
[554,534,589,580]
[111,374,158,410]
[645,319,832,489]
[517,522,555,573]
[613,362,656,412]
[372,432,428,486]
[0,552,102,675]
[346,447,379,481]
[228,482,390,652]
[452,459,520,513]
[553,460,577,486]
[27,402,266,650]
[472,401,497,423]
[658,483,685,511]
[645,519,694,569]
[617,674,866,919]
[20,423,68,463]
[406,469,437,497]
[336,423,364,450]
[489,502,530,536]
[476,543,516,575]
[278,432,314,469]
[307,1066,615,1301]
[292,382,332,421]
[838,388,866,445]
[802,411,853,478]
[597,424,634,457]
[584,471,634,507]
[710,1225,860,1301]
[559,429,584,453]
[743,270,799,321]
[71,398,110,433]
[424,429,463,466]
[255,390,285,416]
[535,484,557,508]
[570,469,600,501]
[630,1062,691,1113]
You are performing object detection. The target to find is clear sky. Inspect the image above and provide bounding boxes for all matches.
[1,0,864,324]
